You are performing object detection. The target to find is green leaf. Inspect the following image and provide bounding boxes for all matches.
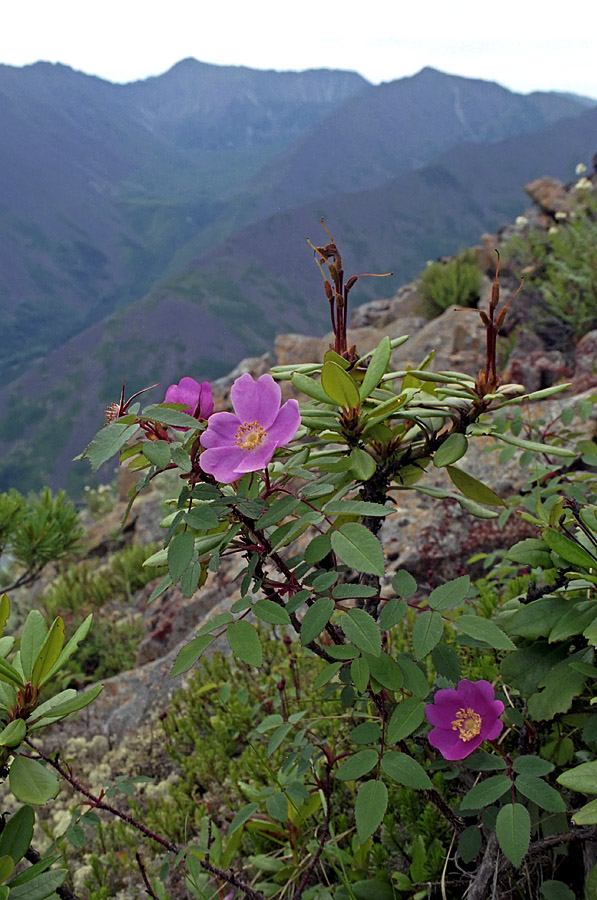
[513,756,554,777]
[392,570,417,598]
[31,617,65,687]
[0,805,34,864]
[359,336,392,400]
[9,756,60,805]
[86,422,140,472]
[267,723,293,756]
[335,749,379,781]
[171,635,215,677]
[395,655,429,698]
[458,825,482,863]
[227,621,262,667]
[321,361,360,409]
[540,881,576,900]
[431,644,462,683]
[379,598,407,631]
[387,698,427,743]
[142,440,171,469]
[8,870,67,899]
[168,532,195,581]
[412,610,443,660]
[305,534,332,564]
[32,684,104,723]
[255,497,300,531]
[350,448,377,480]
[571,798,597,825]
[333,584,377,600]
[186,506,219,531]
[355,780,387,843]
[515,775,566,812]
[506,538,553,569]
[0,657,25,689]
[557,760,597,794]
[142,404,201,429]
[433,433,468,467]
[447,466,505,507]
[543,528,597,570]
[460,774,511,810]
[456,616,516,650]
[41,614,93,685]
[300,597,334,646]
[342,609,382,657]
[313,662,342,689]
[381,751,433,790]
[366,652,403,691]
[0,594,10,637]
[253,599,291,625]
[19,610,47,682]
[266,792,288,823]
[428,575,470,611]
[228,803,259,835]
[291,373,335,405]
[495,432,575,458]
[350,722,382,745]
[331,523,385,576]
[0,719,26,747]
[495,803,530,867]
[528,651,591,720]
[324,500,391,517]
[351,658,370,693]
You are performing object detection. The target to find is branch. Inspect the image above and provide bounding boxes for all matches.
[25,740,267,900]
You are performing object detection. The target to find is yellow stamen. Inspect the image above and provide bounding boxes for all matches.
[452,707,482,742]
[235,420,267,450]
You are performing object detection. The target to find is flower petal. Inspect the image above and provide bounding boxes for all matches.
[233,436,278,473]
[231,373,281,428]
[268,399,301,447]
[199,446,247,484]
[200,412,241,449]
[428,727,485,760]
[165,377,201,411]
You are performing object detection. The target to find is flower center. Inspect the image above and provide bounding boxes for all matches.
[451,707,482,742]
[235,420,267,451]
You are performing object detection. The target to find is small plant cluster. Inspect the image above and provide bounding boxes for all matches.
[419,249,481,318]
[0,228,595,899]
[505,173,597,338]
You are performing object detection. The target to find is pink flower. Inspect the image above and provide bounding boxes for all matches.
[164,377,214,420]
[199,373,300,484]
[425,679,504,761]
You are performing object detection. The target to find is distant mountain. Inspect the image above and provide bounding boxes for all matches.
[0,59,595,493]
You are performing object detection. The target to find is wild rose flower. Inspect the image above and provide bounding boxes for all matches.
[199,373,300,483]
[165,377,214,420]
[425,679,504,760]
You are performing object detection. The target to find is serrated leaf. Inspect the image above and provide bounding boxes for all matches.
[321,361,360,409]
[9,869,67,899]
[313,662,342,689]
[507,538,553,569]
[9,756,59,805]
[495,802,530,867]
[359,336,391,400]
[266,792,288,823]
[460,774,511,810]
[336,749,379,781]
[381,751,433,790]
[396,655,428,697]
[351,657,370,693]
[428,575,470,611]
[255,496,300,531]
[513,756,554,777]
[543,528,597,570]
[305,534,332,564]
[458,824,482,863]
[431,644,462,682]
[253,599,291,625]
[433,433,468,467]
[86,422,140,472]
[515,775,566,812]
[456,616,516,650]
[571,798,597,825]
[447,466,505,507]
[366,652,403,691]
[387,698,426,743]
[300,597,334,646]
[392,570,417,598]
[267,723,293,756]
[142,440,171,469]
[557,760,597,794]
[186,506,219,531]
[342,609,382,657]
[141,405,201,429]
[355,780,387,843]
[412,610,443,660]
[227,621,262,667]
[168,531,194,581]
[171,635,215,677]
[332,584,377,600]
[350,722,382,745]
[379,598,407,631]
[324,500,391,516]
[331,523,385,576]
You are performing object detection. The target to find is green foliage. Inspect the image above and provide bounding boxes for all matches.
[505,188,597,336]
[420,249,481,318]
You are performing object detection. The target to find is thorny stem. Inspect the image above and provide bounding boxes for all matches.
[291,761,334,899]
[25,740,268,900]
[136,851,160,900]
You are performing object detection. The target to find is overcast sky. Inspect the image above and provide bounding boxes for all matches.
[1,0,596,99]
